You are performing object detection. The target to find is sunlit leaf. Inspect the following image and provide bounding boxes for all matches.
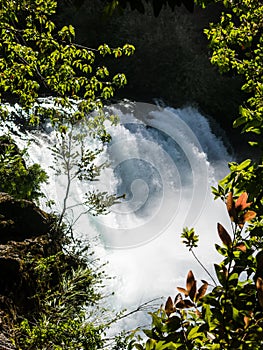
[235,192,252,212]
[235,242,247,252]
[243,315,251,329]
[243,210,256,222]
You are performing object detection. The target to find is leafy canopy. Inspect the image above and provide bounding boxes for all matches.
[0,0,135,129]
[201,0,263,144]
[0,135,48,201]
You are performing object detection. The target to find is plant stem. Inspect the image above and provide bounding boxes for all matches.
[190,248,217,286]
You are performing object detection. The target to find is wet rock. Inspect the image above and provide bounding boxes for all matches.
[0,193,52,243]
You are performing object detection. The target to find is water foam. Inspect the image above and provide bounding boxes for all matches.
[1,101,232,330]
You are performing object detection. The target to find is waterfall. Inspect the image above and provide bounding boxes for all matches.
[2,100,232,329]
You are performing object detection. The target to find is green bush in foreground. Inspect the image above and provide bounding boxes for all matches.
[0,135,48,201]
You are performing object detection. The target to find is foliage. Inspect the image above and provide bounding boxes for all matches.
[13,243,107,350]
[201,0,263,145]
[130,192,263,349]
[0,135,48,201]
[48,117,123,229]
[0,0,135,128]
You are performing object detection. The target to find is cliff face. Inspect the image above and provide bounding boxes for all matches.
[57,1,244,131]
[0,193,59,348]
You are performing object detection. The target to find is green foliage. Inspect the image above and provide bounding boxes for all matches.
[49,120,121,229]
[181,227,199,249]
[0,0,135,128]
[201,0,263,144]
[0,135,48,201]
[13,248,106,350]
[17,316,103,350]
[130,192,263,349]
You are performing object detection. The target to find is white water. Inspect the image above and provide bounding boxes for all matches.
[2,101,233,331]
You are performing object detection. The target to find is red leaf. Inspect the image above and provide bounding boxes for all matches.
[238,210,257,227]
[183,299,195,308]
[177,287,188,296]
[186,270,195,293]
[235,242,247,252]
[165,296,174,316]
[196,282,208,301]
[243,315,251,329]
[243,210,256,222]
[226,192,236,221]
[174,293,183,306]
[235,192,252,212]
[217,223,232,247]
[189,280,197,301]
[175,299,194,309]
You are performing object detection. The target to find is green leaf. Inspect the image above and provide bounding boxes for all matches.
[187,326,203,340]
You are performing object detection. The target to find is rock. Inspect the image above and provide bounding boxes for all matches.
[0,193,52,243]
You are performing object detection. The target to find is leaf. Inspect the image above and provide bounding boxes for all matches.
[235,242,247,252]
[256,277,263,308]
[187,326,203,340]
[165,315,181,332]
[235,159,252,171]
[238,210,256,227]
[176,299,194,309]
[196,282,208,301]
[189,280,197,300]
[165,296,174,316]
[214,264,228,286]
[235,192,252,212]
[176,287,188,296]
[195,309,202,318]
[226,192,236,221]
[186,270,195,293]
[174,293,183,306]
[233,116,248,128]
[217,223,232,247]
[243,315,251,329]
[145,339,156,350]
[243,210,256,222]
[183,300,195,308]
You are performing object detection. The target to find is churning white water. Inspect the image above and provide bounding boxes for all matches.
[2,100,233,330]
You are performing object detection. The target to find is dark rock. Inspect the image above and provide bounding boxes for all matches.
[0,193,52,243]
